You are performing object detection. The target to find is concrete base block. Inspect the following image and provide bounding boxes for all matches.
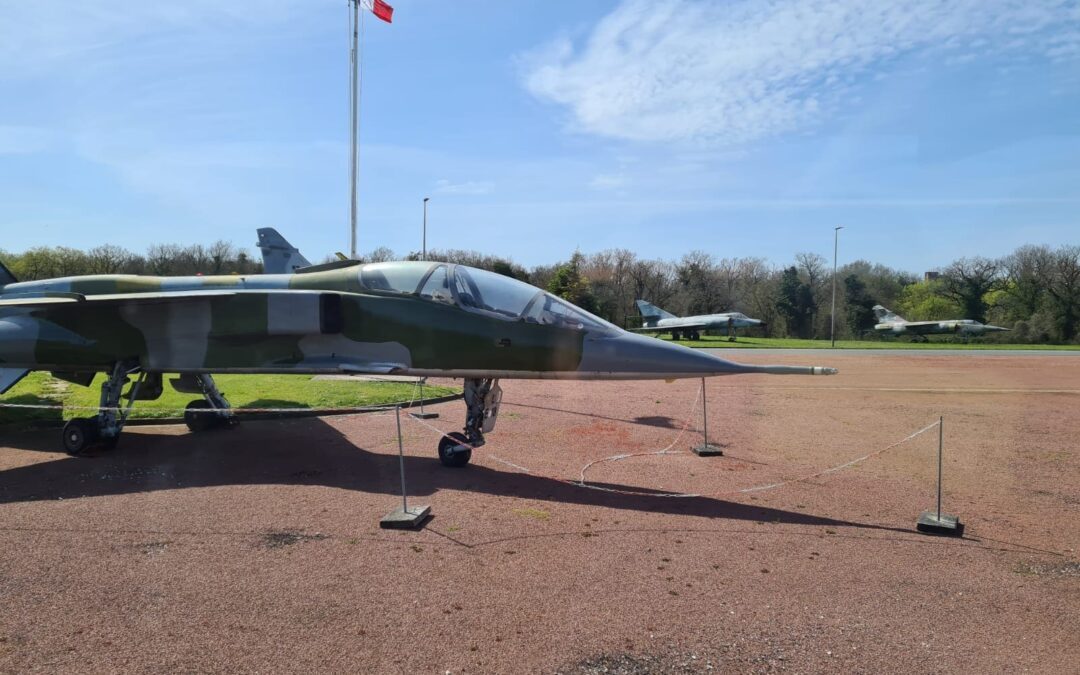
[916,511,964,536]
[409,411,440,420]
[692,444,725,457]
[380,505,431,530]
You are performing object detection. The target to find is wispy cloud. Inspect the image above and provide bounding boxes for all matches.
[434,179,495,195]
[521,0,1080,144]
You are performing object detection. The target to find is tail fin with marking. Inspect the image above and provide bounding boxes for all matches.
[873,304,906,323]
[257,228,311,274]
[635,299,676,325]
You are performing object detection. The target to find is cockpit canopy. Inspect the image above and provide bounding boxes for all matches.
[358,261,617,333]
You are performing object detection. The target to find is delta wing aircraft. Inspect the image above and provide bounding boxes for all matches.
[0,258,835,464]
[872,305,1009,341]
[635,300,764,342]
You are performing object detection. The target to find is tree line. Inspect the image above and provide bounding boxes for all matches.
[2,241,1078,343]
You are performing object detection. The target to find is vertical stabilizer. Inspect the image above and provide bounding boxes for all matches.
[873,305,906,323]
[636,299,677,325]
[0,259,17,286]
[0,368,29,395]
[257,228,312,274]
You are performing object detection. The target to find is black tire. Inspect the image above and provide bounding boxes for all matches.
[63,418,99,456]
[184,400,215,433]
[671,331,681,341]
[689,331,701,341]
[438,432,472,468]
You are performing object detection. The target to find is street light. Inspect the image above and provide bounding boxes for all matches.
[422,197,430,261]
[831,225,844,348]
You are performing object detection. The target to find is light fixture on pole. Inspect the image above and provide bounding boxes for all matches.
[422,197,430,261]
[831,226,843,348]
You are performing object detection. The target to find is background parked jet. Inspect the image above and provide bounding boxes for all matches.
[635,300,764,342]
[257,227,311,274]
[872,305,1009,340]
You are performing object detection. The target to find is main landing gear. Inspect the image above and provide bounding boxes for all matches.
[670,330,701,342]
[171,373,236,433]
[438,378,502,468]
[61,365,235,457]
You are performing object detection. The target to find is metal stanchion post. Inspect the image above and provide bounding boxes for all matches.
[410,377,439,420]
[917,416,963,536]
[380,406,431,529]
[692,377,724,456]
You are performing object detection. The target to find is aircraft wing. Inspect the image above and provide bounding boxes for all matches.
[632,323,710,333]
[0,290,241,308]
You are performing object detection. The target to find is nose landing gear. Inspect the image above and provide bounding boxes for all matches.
[438,378,501,468]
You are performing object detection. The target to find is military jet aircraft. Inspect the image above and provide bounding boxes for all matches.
[257,227,311,274]
[872,305,1009,341]
[0,258,835,464]
[635,300,764,342]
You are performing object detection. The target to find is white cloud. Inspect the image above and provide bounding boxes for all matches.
[434,179,495,195]
[521,0,1080,144]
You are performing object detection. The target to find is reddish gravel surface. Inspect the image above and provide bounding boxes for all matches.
[1,353,1078,673]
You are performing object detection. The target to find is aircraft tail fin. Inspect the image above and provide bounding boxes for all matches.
[257,228,311,274]
[873,304,906,323]
[0,368,29,395]
[0,258,17,286]
[636,299,676,324]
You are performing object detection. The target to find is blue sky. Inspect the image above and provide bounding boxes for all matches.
[1,0,1078,273]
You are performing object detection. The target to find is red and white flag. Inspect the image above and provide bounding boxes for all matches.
[367,0,393,23]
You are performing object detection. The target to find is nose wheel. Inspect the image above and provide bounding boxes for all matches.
[438,378,501,468]
[438,432,472,468]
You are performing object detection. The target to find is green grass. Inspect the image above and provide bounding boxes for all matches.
[653,335,1080,350]
[0,372,456,426]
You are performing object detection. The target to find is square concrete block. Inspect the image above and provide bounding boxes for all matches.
[692,444,725,457]
[380,505,431,530]
[916,511,964,537]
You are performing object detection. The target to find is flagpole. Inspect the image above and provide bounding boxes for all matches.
[348,0,359,259]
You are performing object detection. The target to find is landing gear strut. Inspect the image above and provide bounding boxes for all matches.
[62,360,145,456]
[171,373,236,432]
[438,378,501,468]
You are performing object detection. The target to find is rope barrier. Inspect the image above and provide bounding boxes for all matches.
[404,386,942,499]
[0,377,430,417]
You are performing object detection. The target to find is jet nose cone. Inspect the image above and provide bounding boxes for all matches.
[580,332,746,378]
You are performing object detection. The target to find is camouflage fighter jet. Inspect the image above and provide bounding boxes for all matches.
[0,258,835,463]
[872,305,1009,341]
[635,300,764,342]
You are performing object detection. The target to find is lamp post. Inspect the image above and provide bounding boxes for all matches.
[831,226,844,348]
[422,197,430,261]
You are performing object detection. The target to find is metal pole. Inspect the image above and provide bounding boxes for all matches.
[348,0,359,259]
[700,377,708,445]
[418,378,426,416]
[395,406,408,513]
[937,415,943,520]
[831,226,843,348]
[422,197,429,261]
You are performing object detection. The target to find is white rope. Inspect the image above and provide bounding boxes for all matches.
[0,377,433,417]
[404,386,943,499]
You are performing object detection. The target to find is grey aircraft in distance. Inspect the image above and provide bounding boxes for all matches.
[257,228,311,274]
[635,300,764,342]
[872,305,1009,341]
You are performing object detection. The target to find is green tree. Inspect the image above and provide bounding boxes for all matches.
[547,252,597,313]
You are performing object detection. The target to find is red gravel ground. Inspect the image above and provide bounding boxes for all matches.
[1,353,1078,674]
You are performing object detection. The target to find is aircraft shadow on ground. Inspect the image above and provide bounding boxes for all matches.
[0,417,892,531]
